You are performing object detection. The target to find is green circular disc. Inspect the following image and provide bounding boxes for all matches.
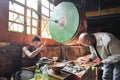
[49,2,81,43]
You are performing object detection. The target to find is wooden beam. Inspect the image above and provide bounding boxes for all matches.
[86,7,120,17]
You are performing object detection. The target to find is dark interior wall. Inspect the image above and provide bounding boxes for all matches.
[87,13,120,39]
[0,44,22,79]
[0,0,9,42]
[54,0,120,10]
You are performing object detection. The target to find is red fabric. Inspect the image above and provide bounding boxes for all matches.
[77,55,100,63]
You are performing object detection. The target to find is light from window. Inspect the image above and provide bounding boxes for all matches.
[32,10,39,19]
[41,6,49,16]
[32,27,37,35]
[9,22,24,32]
[9,1,24,15]
[32,19,38,27]
[9,0,39,35]
[18,24,24,32]
[41,1,55,38]
[41,16,51,38]
[9,12,24,24]
[27,26,31,34]
[27,9,31,18]
[27,18,31,26]
[50,3,54,11]
[50,11,53,16]
[26,0,38,10]
[41,0,49,8]
[15,0,25,4]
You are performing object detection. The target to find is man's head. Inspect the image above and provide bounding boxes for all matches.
[79,33,94,46]
[32,36,40,48]
[32,36,40,42]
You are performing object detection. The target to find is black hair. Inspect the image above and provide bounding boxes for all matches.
[32,36,40,42]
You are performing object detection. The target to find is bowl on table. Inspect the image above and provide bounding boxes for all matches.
[37,57,53,66]
[48,62,66,75]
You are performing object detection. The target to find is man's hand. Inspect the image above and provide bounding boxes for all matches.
[94,61,103,67]
[78,58,92,64]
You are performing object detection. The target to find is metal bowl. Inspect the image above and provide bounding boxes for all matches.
[48,62,66,75]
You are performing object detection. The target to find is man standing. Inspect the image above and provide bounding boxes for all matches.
[79,32,120,80]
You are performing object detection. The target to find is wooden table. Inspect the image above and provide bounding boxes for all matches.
[48,69,73,80]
